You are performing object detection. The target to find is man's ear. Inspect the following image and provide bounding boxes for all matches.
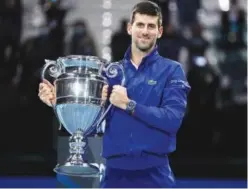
[127,22,132,35]
[157,26,163,39]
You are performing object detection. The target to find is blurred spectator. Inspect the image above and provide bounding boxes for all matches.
[70,20,97,56]
[158,23,185,61]
[183,21,218,153]
[219,51,247,101]
[218,0,246,51]
[185,22,209,70]
[110,19,131,61]
[149,0,170,26]
[185,56,220,154]
[39,0,67,58]
[176,0,201,28]
[18,0,68,99]
[19,30,54,99]
[0,0,23,84]
[187,57,219,113]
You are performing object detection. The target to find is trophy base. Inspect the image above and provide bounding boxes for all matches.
[54,163,100,177]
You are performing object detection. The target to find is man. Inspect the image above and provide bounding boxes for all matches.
[38,1,190,188]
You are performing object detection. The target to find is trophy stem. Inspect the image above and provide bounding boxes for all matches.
[54,128,100,176]
[69,128,86,162]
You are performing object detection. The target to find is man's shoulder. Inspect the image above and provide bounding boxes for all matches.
[156,55,182,69]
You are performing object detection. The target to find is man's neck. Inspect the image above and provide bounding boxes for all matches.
[130,44,155,67]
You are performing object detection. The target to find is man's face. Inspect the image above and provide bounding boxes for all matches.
[127,13,163,52]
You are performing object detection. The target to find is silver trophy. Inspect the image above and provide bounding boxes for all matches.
[41,55,125,177]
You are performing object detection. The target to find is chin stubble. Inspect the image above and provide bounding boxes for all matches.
[137,41,154,52]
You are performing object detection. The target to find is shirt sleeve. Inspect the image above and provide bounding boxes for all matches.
[133,65,191,134]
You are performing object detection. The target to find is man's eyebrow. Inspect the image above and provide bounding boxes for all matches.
[136,22,155,25]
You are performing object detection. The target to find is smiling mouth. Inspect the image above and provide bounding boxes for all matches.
[140,38,149,41]
[138,35,149,39]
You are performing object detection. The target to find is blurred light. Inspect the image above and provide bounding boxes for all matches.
[102,47,111,54]
[103,0,112,9]
[218,0,230,11]
[193,56,207,67]
[102,29,112,38]
[102,29,112,45]
[102,47,111,62]
[221,75,230,88]
[102,53,111,62]
[102,12,112,27]
[102,0,112,62]
[31,5,46,27]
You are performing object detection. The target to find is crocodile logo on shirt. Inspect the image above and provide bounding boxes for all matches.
[147,79,157,85]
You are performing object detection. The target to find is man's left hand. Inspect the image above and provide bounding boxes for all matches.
[110,85,129,110]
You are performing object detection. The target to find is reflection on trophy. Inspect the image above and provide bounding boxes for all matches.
[41,55,125,177]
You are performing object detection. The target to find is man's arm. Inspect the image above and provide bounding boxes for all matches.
[132,65,191,134]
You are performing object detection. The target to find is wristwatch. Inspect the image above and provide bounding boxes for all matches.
[126,99,137,115]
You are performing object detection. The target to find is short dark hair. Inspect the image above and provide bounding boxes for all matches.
[130,1,163,26]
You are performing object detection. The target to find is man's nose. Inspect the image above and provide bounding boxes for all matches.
[141,27,149,35]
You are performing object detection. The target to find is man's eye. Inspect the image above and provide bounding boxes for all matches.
[148,25,156,29]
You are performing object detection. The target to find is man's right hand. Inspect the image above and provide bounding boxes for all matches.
[38,79,56,107]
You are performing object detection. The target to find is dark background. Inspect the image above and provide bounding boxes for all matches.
[0,0,246,187]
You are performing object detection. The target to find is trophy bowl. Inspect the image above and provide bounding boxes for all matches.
[41,55,124,177]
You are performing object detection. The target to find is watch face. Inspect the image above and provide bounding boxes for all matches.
[128,100,136,110]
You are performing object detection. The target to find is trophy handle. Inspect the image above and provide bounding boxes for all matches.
[41,59,64,130]
[41,59,63,81]
[103,62,126,86]
[95,62,126,131]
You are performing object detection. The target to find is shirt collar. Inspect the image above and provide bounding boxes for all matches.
[123,45,159,67]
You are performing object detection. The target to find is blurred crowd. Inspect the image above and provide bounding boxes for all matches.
[0,0,246,177]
